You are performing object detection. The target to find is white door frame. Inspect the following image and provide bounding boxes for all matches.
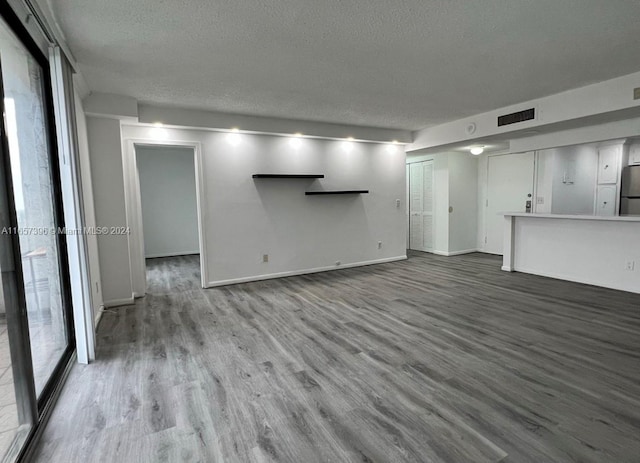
[123,139,208,294]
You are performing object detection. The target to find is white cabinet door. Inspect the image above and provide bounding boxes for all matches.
[597,145,620,184]
[596,185,617,216]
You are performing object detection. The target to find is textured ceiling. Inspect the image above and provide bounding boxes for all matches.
[47,0,640,130]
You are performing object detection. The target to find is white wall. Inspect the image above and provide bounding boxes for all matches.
[138,103,412,144]
[433,155,450,254]
[409,71,640,152]
[448,153,478,253]
[511,117,640,154]
[120,126,406,286]
[136,146,199,258]
[86,116,133,305]
[476,154,488,251]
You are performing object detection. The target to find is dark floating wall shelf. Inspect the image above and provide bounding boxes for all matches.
[305,190,369,195]
[252,174,324,179]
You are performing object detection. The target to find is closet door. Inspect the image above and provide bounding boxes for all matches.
[409,161,434,252]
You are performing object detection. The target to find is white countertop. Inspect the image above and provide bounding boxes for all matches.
[503,212,640,222]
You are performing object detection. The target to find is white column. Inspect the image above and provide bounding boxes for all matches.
[501,215,515,272]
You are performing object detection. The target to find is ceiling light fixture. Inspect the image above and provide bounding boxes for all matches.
[470,146,484,155]
[152,122,163,127]
[231,127,239,132]
[347,136,355,141]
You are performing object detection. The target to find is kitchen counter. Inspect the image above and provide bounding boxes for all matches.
[502,213,640,294]
[503,212,640,222]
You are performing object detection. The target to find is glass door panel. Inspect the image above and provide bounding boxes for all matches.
[0,251,33,463]
[0,17,69,398]
[0,87,35,462]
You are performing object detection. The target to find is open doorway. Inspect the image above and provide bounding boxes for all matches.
[124,141,208,296]
[136,145,203,292]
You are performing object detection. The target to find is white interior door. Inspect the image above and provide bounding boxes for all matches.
[409,161,434,252]
[485,152,535,255]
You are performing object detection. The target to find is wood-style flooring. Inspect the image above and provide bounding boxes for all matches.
[31,252,640,462]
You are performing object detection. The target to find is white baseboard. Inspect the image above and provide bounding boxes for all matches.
[514,266,640,295]
[145,251,199,259]
[206,256,407,288]
[94,308,103,329]
[501,266,513,272]
[432,249,479,257]
[103,296,135,308]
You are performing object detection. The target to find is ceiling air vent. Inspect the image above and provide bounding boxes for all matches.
[497,108,535,127]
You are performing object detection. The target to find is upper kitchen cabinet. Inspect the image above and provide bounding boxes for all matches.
[629,143,640,165]
[597,144,621,184]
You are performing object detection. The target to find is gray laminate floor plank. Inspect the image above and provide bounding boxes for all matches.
[31,252,640,462]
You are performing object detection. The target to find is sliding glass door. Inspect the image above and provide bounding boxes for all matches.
[0,16,71,397]
[0,8,74,462]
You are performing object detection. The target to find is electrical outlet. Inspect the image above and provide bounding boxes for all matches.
[626,261,635,271]
[395,199,401,208]
[335,261,341,266]
[263,254,269,263]
[536,197,544,205]
[634,87,640,100]
[378,241,383,249]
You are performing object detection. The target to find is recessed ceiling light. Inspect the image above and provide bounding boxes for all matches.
[294,132,303,137]
[231,127,240,132]
[347,136,355,141]
[392,140,399,144]
[470,146,484,155]
[152,122,163,127]
[290,137,302,148]
[227,132,241,146]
